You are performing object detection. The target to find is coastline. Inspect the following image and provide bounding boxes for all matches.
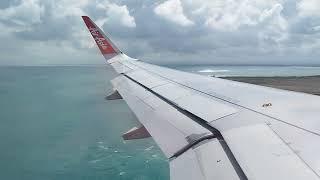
[222,76,320,96]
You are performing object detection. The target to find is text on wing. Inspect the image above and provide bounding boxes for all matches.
[89,27,108,50]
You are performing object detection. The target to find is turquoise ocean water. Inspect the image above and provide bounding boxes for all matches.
[1,65,320,180]
[0,66,168,180]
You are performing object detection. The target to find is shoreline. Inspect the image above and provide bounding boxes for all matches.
[222,76,320,96]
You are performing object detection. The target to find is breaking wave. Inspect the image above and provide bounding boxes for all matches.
[198,69,230,73]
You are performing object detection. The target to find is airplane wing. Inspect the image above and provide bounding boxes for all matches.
[82,16,320,180]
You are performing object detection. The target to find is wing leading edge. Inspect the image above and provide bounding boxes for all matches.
[82,16,320,180]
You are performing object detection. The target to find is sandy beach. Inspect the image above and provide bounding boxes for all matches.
[224,76,320,96]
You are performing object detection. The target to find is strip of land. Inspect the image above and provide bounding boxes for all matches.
[223,76,320,96]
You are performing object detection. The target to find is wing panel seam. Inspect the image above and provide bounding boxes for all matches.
[169,134,216,160]
[122,73,248,180]
[125,61,320,137]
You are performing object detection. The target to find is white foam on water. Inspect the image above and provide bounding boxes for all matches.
[98,145,109,150]
[198,69,230,73]
[89,159,102,163]
[144,146,154,151]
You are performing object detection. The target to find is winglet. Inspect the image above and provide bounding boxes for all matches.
[82,16,120,60]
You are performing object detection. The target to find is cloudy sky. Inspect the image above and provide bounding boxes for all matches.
[0,0,320,65]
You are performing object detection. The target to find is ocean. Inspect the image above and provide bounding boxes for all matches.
[1,65,320,180]
[0,66,168,180]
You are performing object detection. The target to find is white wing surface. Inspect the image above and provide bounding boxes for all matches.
[82,16,320,180]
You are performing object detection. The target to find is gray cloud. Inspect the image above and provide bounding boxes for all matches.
[0,0,21,10]
[0,0,320,65]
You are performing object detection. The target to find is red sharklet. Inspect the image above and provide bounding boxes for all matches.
[82,16,117,55]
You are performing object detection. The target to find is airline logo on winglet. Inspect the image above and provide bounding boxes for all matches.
[88,27,99,36]
[89,27,108,50]
[82,16,117,55]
